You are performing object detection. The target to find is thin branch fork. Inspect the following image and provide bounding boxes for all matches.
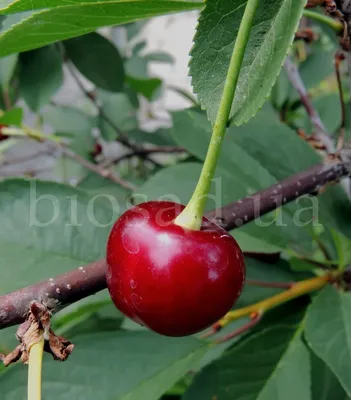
[1,153,350,331]
[1,127,136,191]
[61,147,136,191]
[100,146,186,168]
[284,57,336,154]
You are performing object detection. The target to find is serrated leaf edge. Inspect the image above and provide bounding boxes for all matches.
[188,0,306,127]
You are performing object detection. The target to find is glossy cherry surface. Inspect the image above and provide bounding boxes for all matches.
[106,201,245,336]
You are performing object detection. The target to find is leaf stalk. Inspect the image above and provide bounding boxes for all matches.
[219,273,336,328]
[174,0,260,230]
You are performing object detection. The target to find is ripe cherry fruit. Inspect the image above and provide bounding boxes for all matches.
[106,201,245,337]
[0,124,8,141]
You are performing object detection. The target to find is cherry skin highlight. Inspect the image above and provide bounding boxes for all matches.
[106,201,245,337]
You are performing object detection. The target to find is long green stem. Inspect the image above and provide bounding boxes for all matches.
[174,0,259,230]
[220,273,334,327]
[303,9,343,33]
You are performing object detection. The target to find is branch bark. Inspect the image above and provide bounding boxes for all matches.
[284,57,336,154]
[1,155,351,331]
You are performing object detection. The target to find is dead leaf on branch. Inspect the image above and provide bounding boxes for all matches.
[0,301,74,367]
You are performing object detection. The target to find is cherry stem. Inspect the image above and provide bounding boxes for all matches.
[215,313,262,344]
[303,9,343,33]
[245,279,293,289]
[174,0,260,230]
[219,273,336,328]
[27,336,44,400]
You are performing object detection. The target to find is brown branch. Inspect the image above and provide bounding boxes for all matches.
[0,260,107,329]
[61,147,136,191]
[66,62,141,153]
[205,158,350,231]
[1,125,136,191]
[335,51,346,150]
[101,146,186,167]
[214,313,262,343]
[284,56,336,154]
[245,280,293,289]
[0,148,56,167]
[1,154,351,331]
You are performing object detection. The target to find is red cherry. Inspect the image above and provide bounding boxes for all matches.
[106,201,245,336]
[0,124,8,141]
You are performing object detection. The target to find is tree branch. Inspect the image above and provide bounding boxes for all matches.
[0,260,107,329]
[100,146,186,168]
[1,127,136,191]
[1,154,351,331]
[206,158,350,231]
[61,147,136,191]
[66,62,142,153]
[284,56,336,154]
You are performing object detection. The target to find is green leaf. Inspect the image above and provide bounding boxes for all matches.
[184,325,310,400]
[64,32,125,92]
[127,76,162,100]
[0,53,17,86]
[0,178,118,350]
[0,179,115,295]
[0,332,206,400]
[125,56,148,79]
[0,0,202,13]
[19,45,63,111]
[43,105,96,156]
[289,257,317,273]
[236,258,294,308]
[299,38,335,90]
[144,52,174,64]
[330,229,351,270]
[305,285,351,397]
[138,161,308,250]
[190,0,305,125]
[53,301,124,338]
[169,109,313,251]
[0,107,22,125]
[78,172,131,213]
[126,127,177,147]
[231,230,282,253]
[229,104,351,238]
[98,91,138,141]
[125,20,148,41]
[271,68,291,109]
[299,94,341,135]
[132,41,147,56]
[0,2,203,57]
[311,350,346,400]
[44,103,96,180]
[174,106,351,243]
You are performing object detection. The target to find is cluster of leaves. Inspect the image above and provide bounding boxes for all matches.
[0,0,351,399]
